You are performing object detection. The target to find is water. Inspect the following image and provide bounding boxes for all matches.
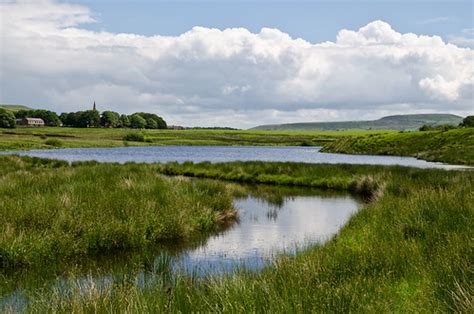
[175,188,360,274]
[1,185,361,309]
[2,145,467,169]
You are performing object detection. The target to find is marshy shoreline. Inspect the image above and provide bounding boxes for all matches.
[0,155,472,312]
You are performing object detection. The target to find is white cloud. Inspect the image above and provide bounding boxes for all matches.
[1,0,473,128]
[417,16,450,25]
[449,28,474,48]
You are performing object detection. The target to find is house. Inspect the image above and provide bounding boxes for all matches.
[16,118,45,127]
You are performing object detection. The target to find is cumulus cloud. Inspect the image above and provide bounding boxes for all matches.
[1,0,473,128]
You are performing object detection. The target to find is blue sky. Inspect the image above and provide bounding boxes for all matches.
[2,0,473,127]
[72,0,473,45]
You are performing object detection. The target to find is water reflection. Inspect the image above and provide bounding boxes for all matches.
[1,184,361,309]
[175,192,359,275]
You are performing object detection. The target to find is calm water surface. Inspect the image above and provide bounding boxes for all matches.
[2,145,466,169]
[1,186,361,309]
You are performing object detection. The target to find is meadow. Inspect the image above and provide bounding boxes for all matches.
[323,128,474,165]
[0,127,393,151]
[0,156,472,312]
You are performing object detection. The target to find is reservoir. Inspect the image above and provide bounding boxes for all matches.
[1,145,466,169]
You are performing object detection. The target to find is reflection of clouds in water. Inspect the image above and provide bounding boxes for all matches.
[179,195,360,272]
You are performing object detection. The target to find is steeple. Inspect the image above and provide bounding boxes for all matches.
[93,101,96,111]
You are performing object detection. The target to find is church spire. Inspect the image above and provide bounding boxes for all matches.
[93,101,96,111]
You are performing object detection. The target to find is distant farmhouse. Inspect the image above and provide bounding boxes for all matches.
[16,117,45,127]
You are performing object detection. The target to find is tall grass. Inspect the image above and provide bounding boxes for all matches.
[1,157,472,312]
[0,156,236,271]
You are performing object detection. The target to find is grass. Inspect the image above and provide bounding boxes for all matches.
[1,127,472,166]
[1,157,472,312]
[0,156,237,271]
[0,127,394,151]
[323,128,474,165]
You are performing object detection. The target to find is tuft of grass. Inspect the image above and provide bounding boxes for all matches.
[44,138,63,147]
[123,132,145,142]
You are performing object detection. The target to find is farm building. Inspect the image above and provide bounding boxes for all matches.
[16,118,45,127]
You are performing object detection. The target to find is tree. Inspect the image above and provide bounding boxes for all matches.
[80,110,101,128]
[130,114,146,129]
[461,115,474,127]
[134,112,167,129]
[419,124,433,131]
[101,111,120,128]
[59,113,68,126]
[14,109,60,126]
[67,110,100,128]
[0,109,16,128]
[119,114,130,128]
[146,118,158,129]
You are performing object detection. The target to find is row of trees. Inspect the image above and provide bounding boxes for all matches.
[59,111,167,129]
[419,115,474,131]
[0,108,167,129]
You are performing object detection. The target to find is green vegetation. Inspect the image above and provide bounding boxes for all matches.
[16,109,62,126]
[0,104,32,112]
[0,109,16,128]
[0,156,236,270]
[44,138,63,147]
[322,128,474,165]
[0,127,381,151]
[461,115,474,127]
[1,158,471,312]
[0,126,472,165]
[158,161,384,197]
[124,131,146,142]
[59,110,167,129]
[252,114,463,131]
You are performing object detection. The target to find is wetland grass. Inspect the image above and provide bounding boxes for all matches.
[1,156,472,312]
[0,156,236,270]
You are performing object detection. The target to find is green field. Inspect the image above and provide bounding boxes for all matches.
[0,104,32,112]
[0,127,394,151]
[0,157,472,312]
[323,128,474,165]
[1,126,473,165]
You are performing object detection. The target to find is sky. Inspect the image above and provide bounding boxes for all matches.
[1,0,473,128]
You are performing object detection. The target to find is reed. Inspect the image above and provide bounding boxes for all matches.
[1,156,472,312]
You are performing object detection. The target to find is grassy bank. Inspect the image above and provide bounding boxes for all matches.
[1,158,472,312]
[0,127,393,151]
[158,161,386,199]
[0,156,237,271]
[322,128,474,165]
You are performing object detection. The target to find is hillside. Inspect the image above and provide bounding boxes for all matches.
[0,104,33,112]
[251,114,463,131]
[322,127,474,165]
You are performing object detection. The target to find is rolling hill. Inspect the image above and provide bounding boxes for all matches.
[251,114,464,131]
[0,104,33,112]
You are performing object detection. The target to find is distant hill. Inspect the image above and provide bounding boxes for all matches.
[0,104,33,112]
[250,114,464,131]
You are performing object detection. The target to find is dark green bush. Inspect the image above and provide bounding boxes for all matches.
[45,138,63,147]
[123,132,145,142]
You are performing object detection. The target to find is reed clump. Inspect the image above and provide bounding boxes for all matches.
[0,155,235,270]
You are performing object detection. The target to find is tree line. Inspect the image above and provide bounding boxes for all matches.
[0,108,167,129]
